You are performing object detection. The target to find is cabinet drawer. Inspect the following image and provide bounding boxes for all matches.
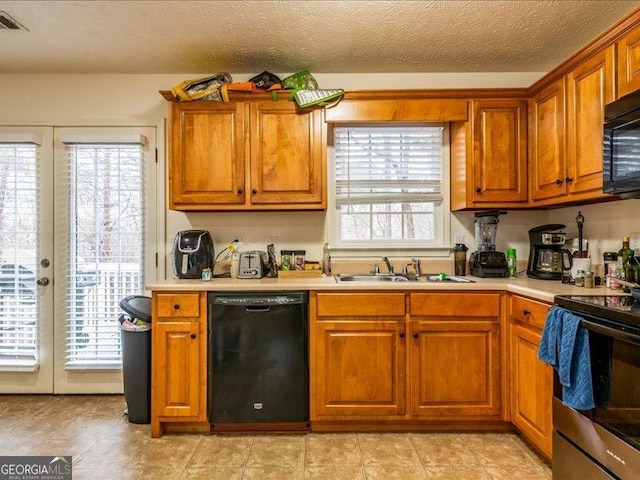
[410,293,500,318]
[156,293,201,318]
[510,295,549,330]
[316,293,406,317]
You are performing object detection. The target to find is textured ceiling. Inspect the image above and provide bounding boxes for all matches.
[0,0,639,74]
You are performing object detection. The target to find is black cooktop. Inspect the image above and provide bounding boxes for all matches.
[555,295,640,332]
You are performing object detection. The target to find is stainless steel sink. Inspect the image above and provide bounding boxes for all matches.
[334,274,474,283]
[335,274,410,282]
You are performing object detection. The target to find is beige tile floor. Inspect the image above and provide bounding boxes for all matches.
[0,395,551,479]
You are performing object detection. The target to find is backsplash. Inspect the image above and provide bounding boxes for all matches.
[169,198,640,279]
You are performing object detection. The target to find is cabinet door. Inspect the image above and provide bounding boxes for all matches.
[510,322,552,459]
[617,26,640,98]
[409,320,501,419]
[250,102,325,208]
[153,320,205,420]
[566,46,615,196]
[529,79,566,201]
[471,99,528,204]
[313,321,406,418]
[170,102,246,208]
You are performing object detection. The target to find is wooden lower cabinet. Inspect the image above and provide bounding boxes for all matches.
[314,321,406,418]
[151,292,208,437]
[310,291,505,425]
[509,295,552,460]
[409,319,501,419]
[409,293,502,419]
[311,292,406,420]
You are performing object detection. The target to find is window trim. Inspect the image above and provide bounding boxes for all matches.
[327,122,451,255]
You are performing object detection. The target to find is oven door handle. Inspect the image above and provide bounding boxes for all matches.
[580,318,640,346]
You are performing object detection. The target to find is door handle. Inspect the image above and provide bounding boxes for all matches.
[37,277,50,286]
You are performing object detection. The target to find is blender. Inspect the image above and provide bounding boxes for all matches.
[469,210,508,278]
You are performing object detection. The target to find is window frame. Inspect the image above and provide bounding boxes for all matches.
[327,122,451,255]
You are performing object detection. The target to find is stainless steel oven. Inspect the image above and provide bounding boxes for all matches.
[553,295,640,480]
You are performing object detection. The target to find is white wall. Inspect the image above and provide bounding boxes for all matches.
[0,72,556,275]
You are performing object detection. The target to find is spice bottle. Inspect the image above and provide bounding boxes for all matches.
[584,271,594,288]
[574,270,585,287]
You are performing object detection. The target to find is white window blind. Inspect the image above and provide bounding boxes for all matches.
[61,138,146,370]
[334,125,446,245]
[0,140,40,370]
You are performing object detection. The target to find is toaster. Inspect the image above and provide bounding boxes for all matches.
[238,251,268,279]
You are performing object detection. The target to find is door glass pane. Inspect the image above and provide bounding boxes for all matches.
[64,143,145,369]
[0,143,39,369]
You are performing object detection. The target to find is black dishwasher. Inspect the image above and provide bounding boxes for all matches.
[208,291,309,428]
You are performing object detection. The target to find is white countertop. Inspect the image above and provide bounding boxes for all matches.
[146,274,627,304]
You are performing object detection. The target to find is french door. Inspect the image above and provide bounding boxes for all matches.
[0,126,158,393]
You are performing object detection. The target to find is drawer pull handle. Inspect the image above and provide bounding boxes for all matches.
[475,187,482,194]
[413,333,419,339]
[190,333,197,339]
[565,176,574,184]
[237,188,243,194]
[523,309,531,316]
[252,188,258,195]
[555,178,563,185]
[399,332,405,338]
[173,304,180,310]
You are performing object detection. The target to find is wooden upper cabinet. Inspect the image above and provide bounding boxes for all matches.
[250,102,324,206]
[170,102,246,208]
[168,99,326,211]
[566,46,615,196]
[529,78,566,202]
[617,25,640,98]
[471,99,528,204]
[450,99,527,210]
[530,48,614,205]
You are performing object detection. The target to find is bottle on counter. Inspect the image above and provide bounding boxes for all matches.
[603,252,618,288]
[230,246,240,279]
[623,247,638,292]
[617,236,631,278]
[507,248,517,278]
[452,242,468,276]
[322,242,332,275]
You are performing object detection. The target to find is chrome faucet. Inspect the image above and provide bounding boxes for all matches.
[382,256,394,274]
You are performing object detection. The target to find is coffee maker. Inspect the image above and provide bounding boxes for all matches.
[526,224,573,280]
[469,210,508,278]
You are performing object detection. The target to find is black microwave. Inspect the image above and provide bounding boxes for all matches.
[604,90,640,198]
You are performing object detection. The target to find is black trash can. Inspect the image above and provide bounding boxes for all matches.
[119,295,151,424]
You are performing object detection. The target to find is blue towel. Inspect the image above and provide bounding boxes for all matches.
[538,306,595,410]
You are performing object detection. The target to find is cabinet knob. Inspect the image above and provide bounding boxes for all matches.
[413,333,419,339]
[523,309,531,316]
[565,177,574,184]
[173,304,180,310]
[399,332,405,338]
[475,187,482,194]
[252,188,258,195]
[190,333,197,339]
[237,188,243,194]
[555,178,563,185]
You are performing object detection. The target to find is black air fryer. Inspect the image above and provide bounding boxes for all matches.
[172,230,214,279]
